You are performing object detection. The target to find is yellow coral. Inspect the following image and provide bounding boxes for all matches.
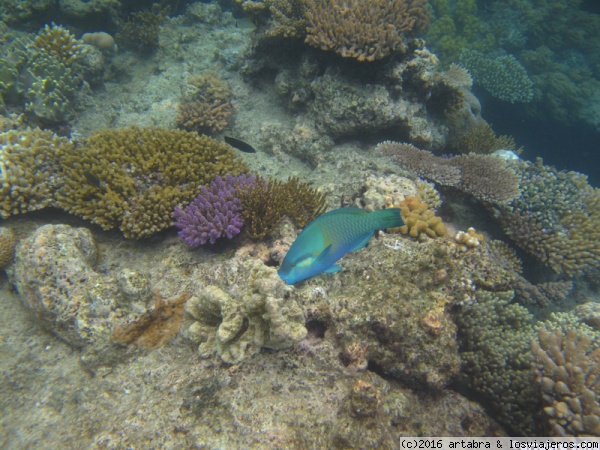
[396,196,446,238]
[29,23,85,66]
[56,126,248,239]
[0,227,16,269]
[454,227,484,251]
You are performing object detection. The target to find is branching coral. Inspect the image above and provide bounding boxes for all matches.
[0,127,70,218]
[238,175,327,239]
[56,126,248,239]
[237,0,313,39]
[28,23,86,66]
[532,327,600,436]
[496,159,600,276]
[0,227,16,269]
[305,0,430,62]
[453,121,520,155]
[116,9,164,53]
[459,49,534,103]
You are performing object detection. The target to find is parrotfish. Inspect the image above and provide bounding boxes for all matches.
[278,207,404,285]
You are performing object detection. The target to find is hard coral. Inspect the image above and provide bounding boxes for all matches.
[0,227,16,269]
[396,196,446,239]
[532,327,600,436]
[238,175,327,239]
[56,126,248,239]
[174,174,256,246]
[29,23,86,66]
[305,0,430,62]
[0,127,70,218]
[117,9,164,53]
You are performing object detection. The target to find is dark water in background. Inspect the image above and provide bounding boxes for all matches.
[482,96,600,188]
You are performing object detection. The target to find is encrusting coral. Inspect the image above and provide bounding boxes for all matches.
[56,126,248,239]
[112,291,191,349]
[305,0,430,62]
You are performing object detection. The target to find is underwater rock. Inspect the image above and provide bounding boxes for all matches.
[8,224,123,368]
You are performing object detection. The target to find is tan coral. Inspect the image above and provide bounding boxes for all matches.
[305,0,430,62]
[0,227,16,269]
[396,196,446,238]
[454,227,484,251]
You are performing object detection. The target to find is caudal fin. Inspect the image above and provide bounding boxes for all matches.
[370,208,404,230]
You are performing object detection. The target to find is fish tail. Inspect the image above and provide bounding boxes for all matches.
[370,208,404,230]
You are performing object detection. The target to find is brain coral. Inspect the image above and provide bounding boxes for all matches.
[0,127,70,218]
[305,0,430,62]
[56,126,248,239]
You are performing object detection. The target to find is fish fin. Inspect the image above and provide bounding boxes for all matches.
[323,265,342,274]
[314,244,333,265]
[349,232,374,252]
[371,208,404,229]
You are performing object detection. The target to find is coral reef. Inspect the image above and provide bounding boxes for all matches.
[238,175,327,239]
[495,159,600,276]
[513,277,573,308]
[177,71,233,135]
[237,0,313,40]
[304,0,430,62]
[455,290,539,435]
[29,23,86,66]
[184,258,307,364]
[0,127,70,218]
[452,121,520,155]
[174,174,255,246]
[459,49,534,103]
[112,291,191,349]
[0,227,16,269]
[56,126,248,239]
[396,196,447,238]
[532,327,600,436]
[378,141,521,204]
[359,173,418,212]
[116,9,164,53]
[454,227,484,251]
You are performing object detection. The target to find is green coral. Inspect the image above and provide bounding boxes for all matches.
[238,175,327,239]
[55,126,249,239]
[459,49,534,103]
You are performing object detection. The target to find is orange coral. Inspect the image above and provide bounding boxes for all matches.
[396,196,446,238]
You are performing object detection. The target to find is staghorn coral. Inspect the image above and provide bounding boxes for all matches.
[532,327,600,436]
[396,196,446,239]
[459,49,534,103]
[495,158,600,276]
[28,23,86,66]
[174,174,256,246]
[0,227,16,269]
[56,126,248,239]
[238,175,327,239]
[0,127,70,218]
[305,0,430,62]
[184,258,307,364]
[455,289,539,435]
[378,141,521,204]
[112,290,191,349]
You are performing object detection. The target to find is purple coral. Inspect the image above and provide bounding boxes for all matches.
[174,174,255,246]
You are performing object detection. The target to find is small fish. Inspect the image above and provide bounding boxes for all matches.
[83,170,102,188]
[278,207,404,285]
[234,18,257,32]
[224,136,257,154]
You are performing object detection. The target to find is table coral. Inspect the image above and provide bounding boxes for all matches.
[305,0,430,62]
[0,127,70,218]
[56,126,249,239]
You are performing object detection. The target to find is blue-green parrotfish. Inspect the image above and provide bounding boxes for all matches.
[278,207,404,284]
